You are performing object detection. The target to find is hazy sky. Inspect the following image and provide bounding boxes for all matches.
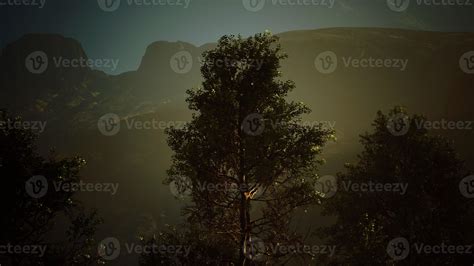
[1,0,473,73]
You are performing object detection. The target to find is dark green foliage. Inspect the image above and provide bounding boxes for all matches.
[0,110,103,265]
[319,107,473,265]
[143,33,333,265]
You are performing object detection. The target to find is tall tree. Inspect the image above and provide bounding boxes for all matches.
[0,110,103,265]
[165,33,332,264]
[318,107,473,265]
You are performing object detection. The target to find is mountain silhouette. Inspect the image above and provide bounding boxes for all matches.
[1,28,473,265]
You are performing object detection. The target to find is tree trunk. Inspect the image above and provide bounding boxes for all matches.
[239,190,247,265]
